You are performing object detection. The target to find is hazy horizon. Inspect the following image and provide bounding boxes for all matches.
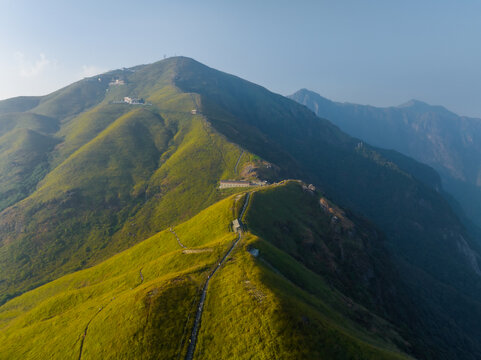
[2,0,481,117]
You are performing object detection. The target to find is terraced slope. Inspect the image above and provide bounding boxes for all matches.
[0,184,412,360]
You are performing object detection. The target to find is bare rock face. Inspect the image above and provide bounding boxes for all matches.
[457,234,481,276]
[319,197,355,231]
[240,160,279,182]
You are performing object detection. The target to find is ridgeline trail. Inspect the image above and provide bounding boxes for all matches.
[184,192,251,360]
[190,94,200,113]
[190,93,229,170]
[234,150,244,175]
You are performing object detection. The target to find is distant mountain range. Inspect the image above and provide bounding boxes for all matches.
[289,89,481,231]
[1,57,481,359]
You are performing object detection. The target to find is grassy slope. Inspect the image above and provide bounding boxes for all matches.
[171,57,481,359]
[0,70,124,213]
[0,61,254,304]
[0,194,236,360]
[243,182,398,312]
[198,234,409,360]
[0,186,412,360]
[31,76,110,120]
[0,112,58,137]
[0,56,473,358]
[0,128,59,212]
[0,96,42,115]
[0,112,59,211]
[51,104,132,167]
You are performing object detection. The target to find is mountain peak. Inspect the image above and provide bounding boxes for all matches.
[289,89,335,109]
[397,99,452,114]
[292,88,328,100]
[398,99,429,108]
[397,99,433,109]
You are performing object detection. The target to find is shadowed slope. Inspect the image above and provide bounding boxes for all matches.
[0,185,412,360]
[0,128,59,211]
[1,57,481,359]
[0,96,42,115]
[170,57,481,359]
[290,89,481,230]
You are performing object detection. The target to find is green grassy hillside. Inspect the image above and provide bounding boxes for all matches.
[0,112,59,211]
[0,65,256,306]
[172,57,481,359]
[0,128,59,212]
[0,112,58,136]
[31,76,110,120]
[1,56,481,359]
[174,56,481,297]
[0,193,237,359]
[0,185,412,359]
[0,96,42,114]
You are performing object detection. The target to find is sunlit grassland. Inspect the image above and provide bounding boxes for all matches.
[0,81,253,303]
[0,182,412,359]
[197,234,410,359]
[196,183,412,360]
[0,194,239,359]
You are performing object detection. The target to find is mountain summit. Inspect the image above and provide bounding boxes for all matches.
[397,99,454,114]
[1,57,481,359]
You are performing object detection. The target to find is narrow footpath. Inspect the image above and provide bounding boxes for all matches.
[170,227,186,248]
[184,192,251,360]
[234,150,244,175]
[78,306,105,360]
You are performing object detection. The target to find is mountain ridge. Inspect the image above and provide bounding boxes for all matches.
[1,57,481,358]
[290,88,481,231]
[0,183,414,359]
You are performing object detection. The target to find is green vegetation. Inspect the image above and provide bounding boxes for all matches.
[31,76,110,119]
[0,63,255,305]
[1,56,481,359]
[0,194,237,359]
[0,96,42,114]
[0,112,58,136]
[290,89,481,231]
[0,112,59,211]
[197,232,410,359]
[0,126,59,211]
[172,57,481,359]
[0,185,412,359]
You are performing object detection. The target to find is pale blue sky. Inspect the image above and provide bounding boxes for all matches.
[2,0,481,116]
